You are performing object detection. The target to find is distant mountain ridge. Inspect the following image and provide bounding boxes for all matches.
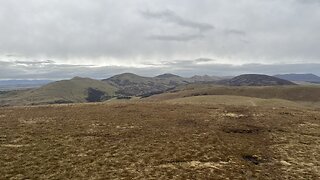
[103,73,228,97]
[103,73,189,96]
[274,73,320,83]
[189,75,223,82]
[0,73,304,106]
[155,73,181,79]
[219,74,296,86]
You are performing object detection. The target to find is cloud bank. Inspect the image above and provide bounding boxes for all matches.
[1,60,319,80]
[0,0,319,78]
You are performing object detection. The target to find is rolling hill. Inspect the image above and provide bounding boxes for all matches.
[103,73,231,97]
[219,74,296,86]
[189,75,224,82]
[155,73,182,79]
[0,73,317,106]
[0,77,117,106]
[274,73,320,83]
[103,73,189,96]
[145,84,320,103]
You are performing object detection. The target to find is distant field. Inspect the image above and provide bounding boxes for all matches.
[0,102,319,179]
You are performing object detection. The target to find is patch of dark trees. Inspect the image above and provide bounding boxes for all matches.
[0,91,8,95]
[140,87,177,98]
[50,100,74,104]
[116,96,132,100]
[86,88,112,102]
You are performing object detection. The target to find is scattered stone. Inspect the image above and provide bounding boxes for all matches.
[280,160,291,166]
[2,144,28,148]
[224,113,245,118]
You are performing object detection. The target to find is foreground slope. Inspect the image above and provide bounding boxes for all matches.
[147,84,320,103]
[164,95,303,108]
[0,102,319,179]
[0,77,117,105]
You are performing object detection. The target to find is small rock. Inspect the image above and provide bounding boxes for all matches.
[280,160,291,166]
[225,113,245,118]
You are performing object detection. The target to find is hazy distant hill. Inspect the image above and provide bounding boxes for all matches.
[155,73,181,79]
[0,77,117,106]
[103,73,189,96]
[219,74,296,86]
[154,73,191,85]
[0,80,52,90]
[274,73,320,83]
[189,75,224,82]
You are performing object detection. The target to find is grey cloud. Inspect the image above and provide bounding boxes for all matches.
[0,0,319,70]
[161,60,194,66]
[163,63,320,77]
[298,0,320,4]
[194,58,216,63]
[141,9,214,32]
[1,60,320,80]
[15,60,55,66]
[223,29,246,36]
[148,34,204,42]
[158,58,215,66]
[6,54,20,57]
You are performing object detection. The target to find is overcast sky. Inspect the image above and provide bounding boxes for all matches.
[0,0,320,79]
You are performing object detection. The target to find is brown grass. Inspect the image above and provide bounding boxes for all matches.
[146,84,320,103]
[0,102,319,179]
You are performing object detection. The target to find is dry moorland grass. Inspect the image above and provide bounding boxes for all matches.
[163,95,304,108]
[0,102,319,179]
[146,85,320,103]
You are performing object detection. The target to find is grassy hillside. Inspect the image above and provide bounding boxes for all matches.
[0,77,117,106]
[103,73,189,96]
[219,74,296,86]
[146,84,320,103]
